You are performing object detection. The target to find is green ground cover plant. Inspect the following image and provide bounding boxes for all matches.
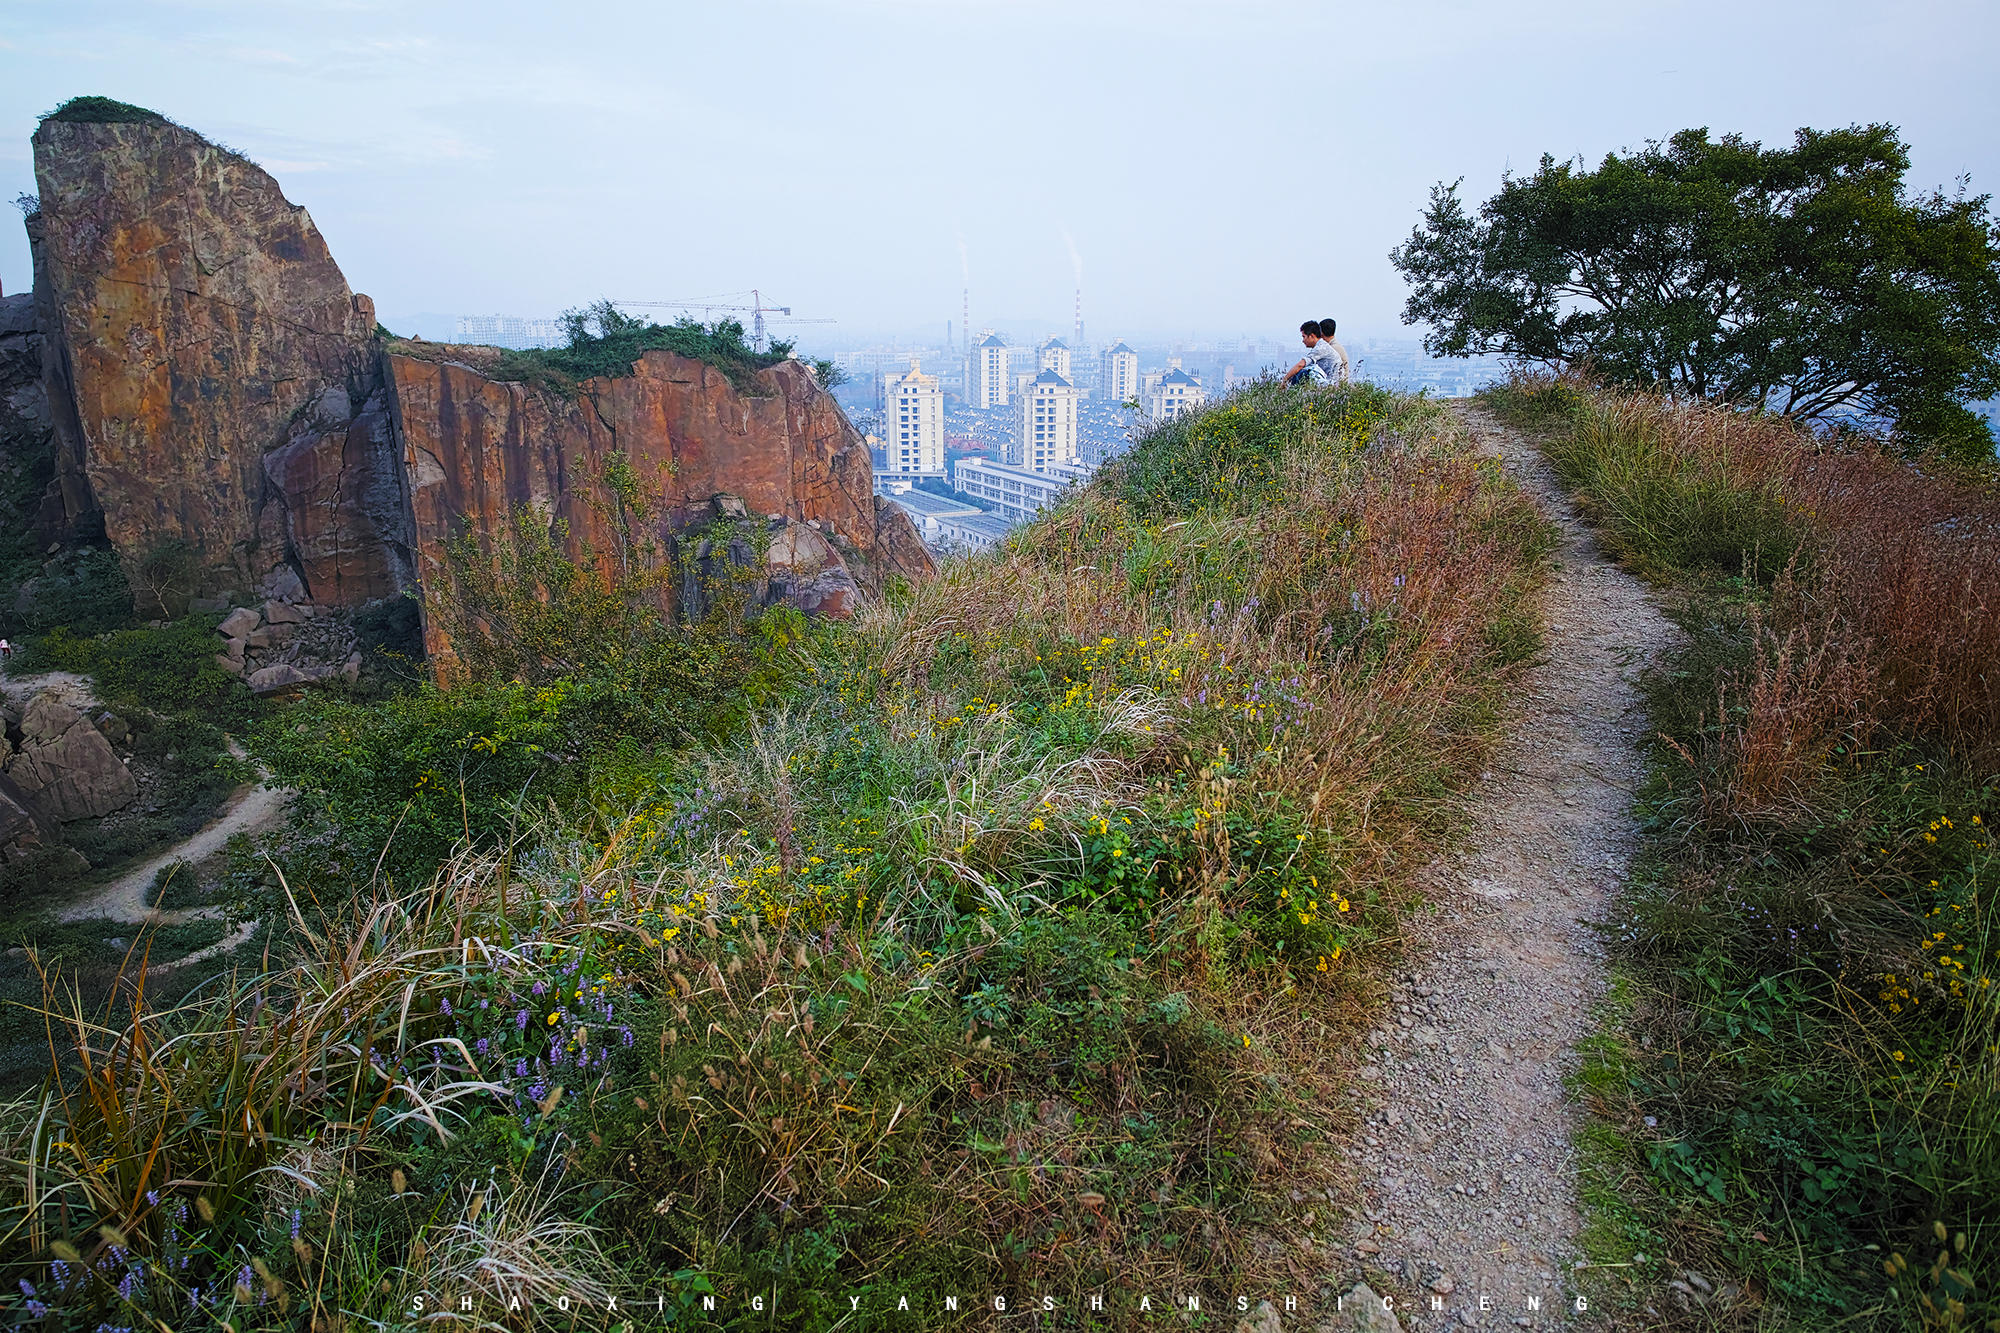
[1492,373,2000,1330]
[1,381,1557,1330]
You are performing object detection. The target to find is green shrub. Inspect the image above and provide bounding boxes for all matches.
[4,546,133,637]
[27,617,251,722]
[486,301,789,396]
[40,95,169,125]
[1105,379,1400,520]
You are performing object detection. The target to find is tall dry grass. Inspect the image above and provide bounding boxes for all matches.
[1500,372,2000,1327]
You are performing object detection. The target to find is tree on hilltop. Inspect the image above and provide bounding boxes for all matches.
[1391,124,2000,459]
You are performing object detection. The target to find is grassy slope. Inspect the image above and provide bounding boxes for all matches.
[1489,376,1999,1331]
[1,382,1556,1330]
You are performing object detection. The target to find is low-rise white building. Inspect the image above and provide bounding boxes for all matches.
[888,489,986,546]
[955,456,1090,526]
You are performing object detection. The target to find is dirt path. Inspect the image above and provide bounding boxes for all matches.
[1333,404,1675,1330]
[55,770,288,926]
[4,668,285,962]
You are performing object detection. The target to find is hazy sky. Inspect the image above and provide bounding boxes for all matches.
[3,0,1996,346]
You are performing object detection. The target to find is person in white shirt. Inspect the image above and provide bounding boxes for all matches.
[1283,320,1342,386]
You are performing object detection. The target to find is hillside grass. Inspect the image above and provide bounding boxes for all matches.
[0,380,1557,1330]
[1489,374,2000,1331]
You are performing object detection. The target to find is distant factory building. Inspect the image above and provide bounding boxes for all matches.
[1016,368,1081,472]
[1099,341,1139,403]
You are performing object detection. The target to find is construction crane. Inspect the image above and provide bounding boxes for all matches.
[616,289,833,353]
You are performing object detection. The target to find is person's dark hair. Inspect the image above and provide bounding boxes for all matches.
[1299,320,1321,336]
[1319,317,1336,338]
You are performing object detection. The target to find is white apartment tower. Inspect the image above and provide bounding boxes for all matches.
[971,332,1011,408]
[1100,341,1140,403]
[882,357,945,480]
[1146,366,1206,423]
[1017,368,1080,472]
[1038,337,1073,381]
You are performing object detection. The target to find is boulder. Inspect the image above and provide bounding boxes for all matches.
[20,693,83,744]
[0,772,49,848]
[258,565,308,603]
[92,711,129,746]
[246,662,310,693]
[244,625,290,650]
[341,651,363,683]
[3,693,139,822]
[260,599,307,626]
[215,653,243,676]
[220,635,247,661]
[765,522,860,618]
[218,606,262,638]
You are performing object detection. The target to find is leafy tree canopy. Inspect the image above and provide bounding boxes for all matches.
[1391,124,2000,458]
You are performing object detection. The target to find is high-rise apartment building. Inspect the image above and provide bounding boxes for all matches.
[1017,368,1080,472]
[879,357,945,488]
[1145,366,1206,423]
[1099,341,1139,403]
[1038,337,1073,381]
[971,333,1011,408]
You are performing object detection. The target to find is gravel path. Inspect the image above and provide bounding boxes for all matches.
[1331,404,1675,1331]
[5,668,285,965]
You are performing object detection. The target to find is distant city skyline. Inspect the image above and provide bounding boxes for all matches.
[3,2,1995,340]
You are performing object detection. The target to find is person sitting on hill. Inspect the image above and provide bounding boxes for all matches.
[1283,320,1342,386]
[1316,315,1351,385]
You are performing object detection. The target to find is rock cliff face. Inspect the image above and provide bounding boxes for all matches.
[30,114,405,602]
[387,347,932,661]
[17,106,932,666]
[0,293,52,550]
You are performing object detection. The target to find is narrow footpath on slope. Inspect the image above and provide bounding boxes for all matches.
[4,670,285,970]
[1330,404,1676,1331]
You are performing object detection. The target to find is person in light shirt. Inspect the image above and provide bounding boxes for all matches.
[1316,315,1351,384]
[1283,320,1342,386]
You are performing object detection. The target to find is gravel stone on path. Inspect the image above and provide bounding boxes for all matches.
[1331,404,1675,1331]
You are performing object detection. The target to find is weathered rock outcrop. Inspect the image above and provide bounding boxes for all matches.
[0,292,53,548]
[387,347,932,662]
[21,104,933,673]
[3,692,138,823]
[29,114,403,600]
